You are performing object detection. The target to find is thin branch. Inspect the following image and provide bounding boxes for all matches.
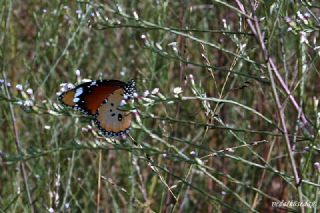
[234,1,305,212]
[0,1,34,212]
[234,0,313,136]
[2,75,34,213]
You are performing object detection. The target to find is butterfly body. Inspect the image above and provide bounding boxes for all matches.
[59,79,135,137]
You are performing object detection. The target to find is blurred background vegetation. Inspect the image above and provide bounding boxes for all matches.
[0,0,319,212]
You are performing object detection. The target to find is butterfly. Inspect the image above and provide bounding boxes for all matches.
[58,79,136,137]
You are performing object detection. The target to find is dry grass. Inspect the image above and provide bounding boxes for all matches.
[0,1,320,212]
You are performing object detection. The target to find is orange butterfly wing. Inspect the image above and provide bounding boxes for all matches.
[94,88,132,136]
[59,80,136,137]
[59,80,126,115]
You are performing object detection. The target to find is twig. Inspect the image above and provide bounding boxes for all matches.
[234,1,305,212]
[0,1,34,211]
[97,150,102,213]
[234,0,313,136]
[2,75,34,213]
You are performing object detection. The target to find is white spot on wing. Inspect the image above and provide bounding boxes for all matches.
[75,87,83,97]
[73,97,80,103]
